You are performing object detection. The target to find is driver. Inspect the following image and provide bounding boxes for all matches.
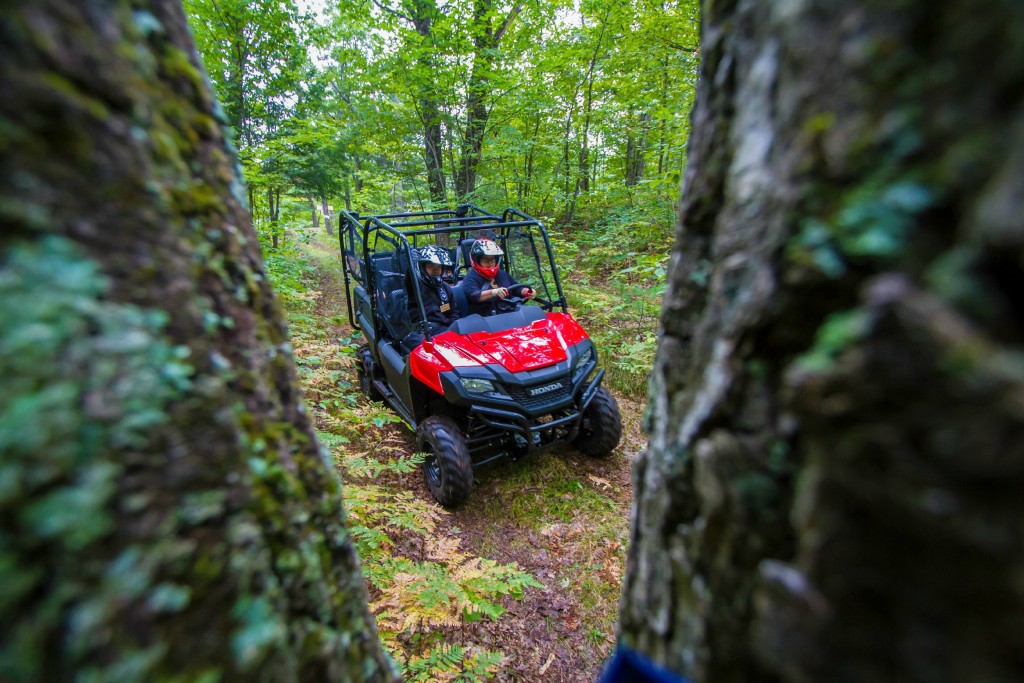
[463,238,534,317]
[403,244,459,350]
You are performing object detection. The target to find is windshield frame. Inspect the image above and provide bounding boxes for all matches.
[339,206,567,341]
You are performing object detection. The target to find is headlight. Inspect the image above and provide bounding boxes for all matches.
[572,346,596,383]
[461,378,497,394]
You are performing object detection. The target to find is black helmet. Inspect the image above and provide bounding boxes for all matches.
[414,244,454,288]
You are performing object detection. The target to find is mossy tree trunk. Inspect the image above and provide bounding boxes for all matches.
[620,1,1024,682]
[0,2,397,681]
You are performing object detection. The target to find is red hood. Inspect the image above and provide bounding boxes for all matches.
[409,313,589,393]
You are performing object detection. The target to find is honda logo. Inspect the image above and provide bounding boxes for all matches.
[528,382,563,396]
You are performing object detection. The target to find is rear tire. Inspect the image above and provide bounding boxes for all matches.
[417,416,473,507]
[357,345,383,401]
[574,385,622,458]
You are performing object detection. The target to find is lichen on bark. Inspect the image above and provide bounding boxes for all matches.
[620,1,1024,681]
[0,2,397,681]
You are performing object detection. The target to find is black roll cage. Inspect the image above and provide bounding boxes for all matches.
[339,204,568,342]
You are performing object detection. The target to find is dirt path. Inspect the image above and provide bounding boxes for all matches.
[305,240,646,681]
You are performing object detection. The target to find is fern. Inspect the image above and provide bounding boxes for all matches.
[402,645,504,683]
[371,552,544,639]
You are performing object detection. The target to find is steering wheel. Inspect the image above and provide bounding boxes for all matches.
[496,294,526,312]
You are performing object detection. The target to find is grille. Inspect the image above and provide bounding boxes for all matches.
[505,381,573,411]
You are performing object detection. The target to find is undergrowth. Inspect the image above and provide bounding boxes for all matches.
[474,455,629,640]
[265,242,542,681]
[547,217,669,397]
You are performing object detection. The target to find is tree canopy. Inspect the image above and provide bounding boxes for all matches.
[184,0,700,238]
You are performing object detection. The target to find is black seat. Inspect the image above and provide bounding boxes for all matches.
[457,238,477,274]
[375,269,412,341]
[451,282,469,317]
[370,252,396,276]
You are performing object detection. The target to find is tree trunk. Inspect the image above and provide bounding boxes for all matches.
[522,114,541,203]
[268,186,279,249]
[421,96,446,204]
[455,0,492,201]
[310,195,320,229]
[454,0,522,200]
[561,113,574,220]
[455,72,488,200]
[657,57,669,177]
[620,1,1024,682]
[577,15,608,197]
[321,196,333,236]
[354,152,364,193]
[410,0,446,205]
[0,2,398,681]
[624,111,650,187]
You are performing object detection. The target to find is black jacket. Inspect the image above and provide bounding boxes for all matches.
[462,269,528,317]
[409,280,458,331]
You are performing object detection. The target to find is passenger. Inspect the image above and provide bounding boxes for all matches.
[403,244,459,350]
[463,239,535,316]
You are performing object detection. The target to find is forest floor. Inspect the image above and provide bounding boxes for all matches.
[300,237,648,682]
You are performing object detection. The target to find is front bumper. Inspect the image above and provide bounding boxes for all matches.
[466,370,605,455]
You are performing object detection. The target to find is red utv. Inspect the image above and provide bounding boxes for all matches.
[340,205,622,507]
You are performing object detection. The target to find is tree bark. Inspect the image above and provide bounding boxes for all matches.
[408,0,447,205]
[620,1,1024,682]
[321,196,334,236]
[354,151,364,193]
[624,111,650,186]
[577,14,608,198]
[268,186,280,249]
[522,113,541,204]
[0,2,397,681]
[453,0,522,200]
[421,95,447,203]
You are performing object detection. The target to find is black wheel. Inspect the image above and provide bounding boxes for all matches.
[573,385,622,458]
[357,345,383,401]
[416,416,473,507]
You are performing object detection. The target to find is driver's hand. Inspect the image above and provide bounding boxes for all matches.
[495,287,509,298]
[523,288,535,299]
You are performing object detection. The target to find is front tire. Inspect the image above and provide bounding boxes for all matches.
[416,416,474,507]
[574,385,622,458]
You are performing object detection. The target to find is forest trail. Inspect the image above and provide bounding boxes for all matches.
[303,238,645,681]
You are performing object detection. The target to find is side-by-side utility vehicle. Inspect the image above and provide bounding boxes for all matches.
[340,205,622,506]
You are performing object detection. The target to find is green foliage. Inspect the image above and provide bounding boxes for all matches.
[263,246,316,304]
[184,0,699,221]
[548,228,663,397]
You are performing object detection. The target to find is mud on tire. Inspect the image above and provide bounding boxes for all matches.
[416,415,474,507]
[573,385,622,458]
